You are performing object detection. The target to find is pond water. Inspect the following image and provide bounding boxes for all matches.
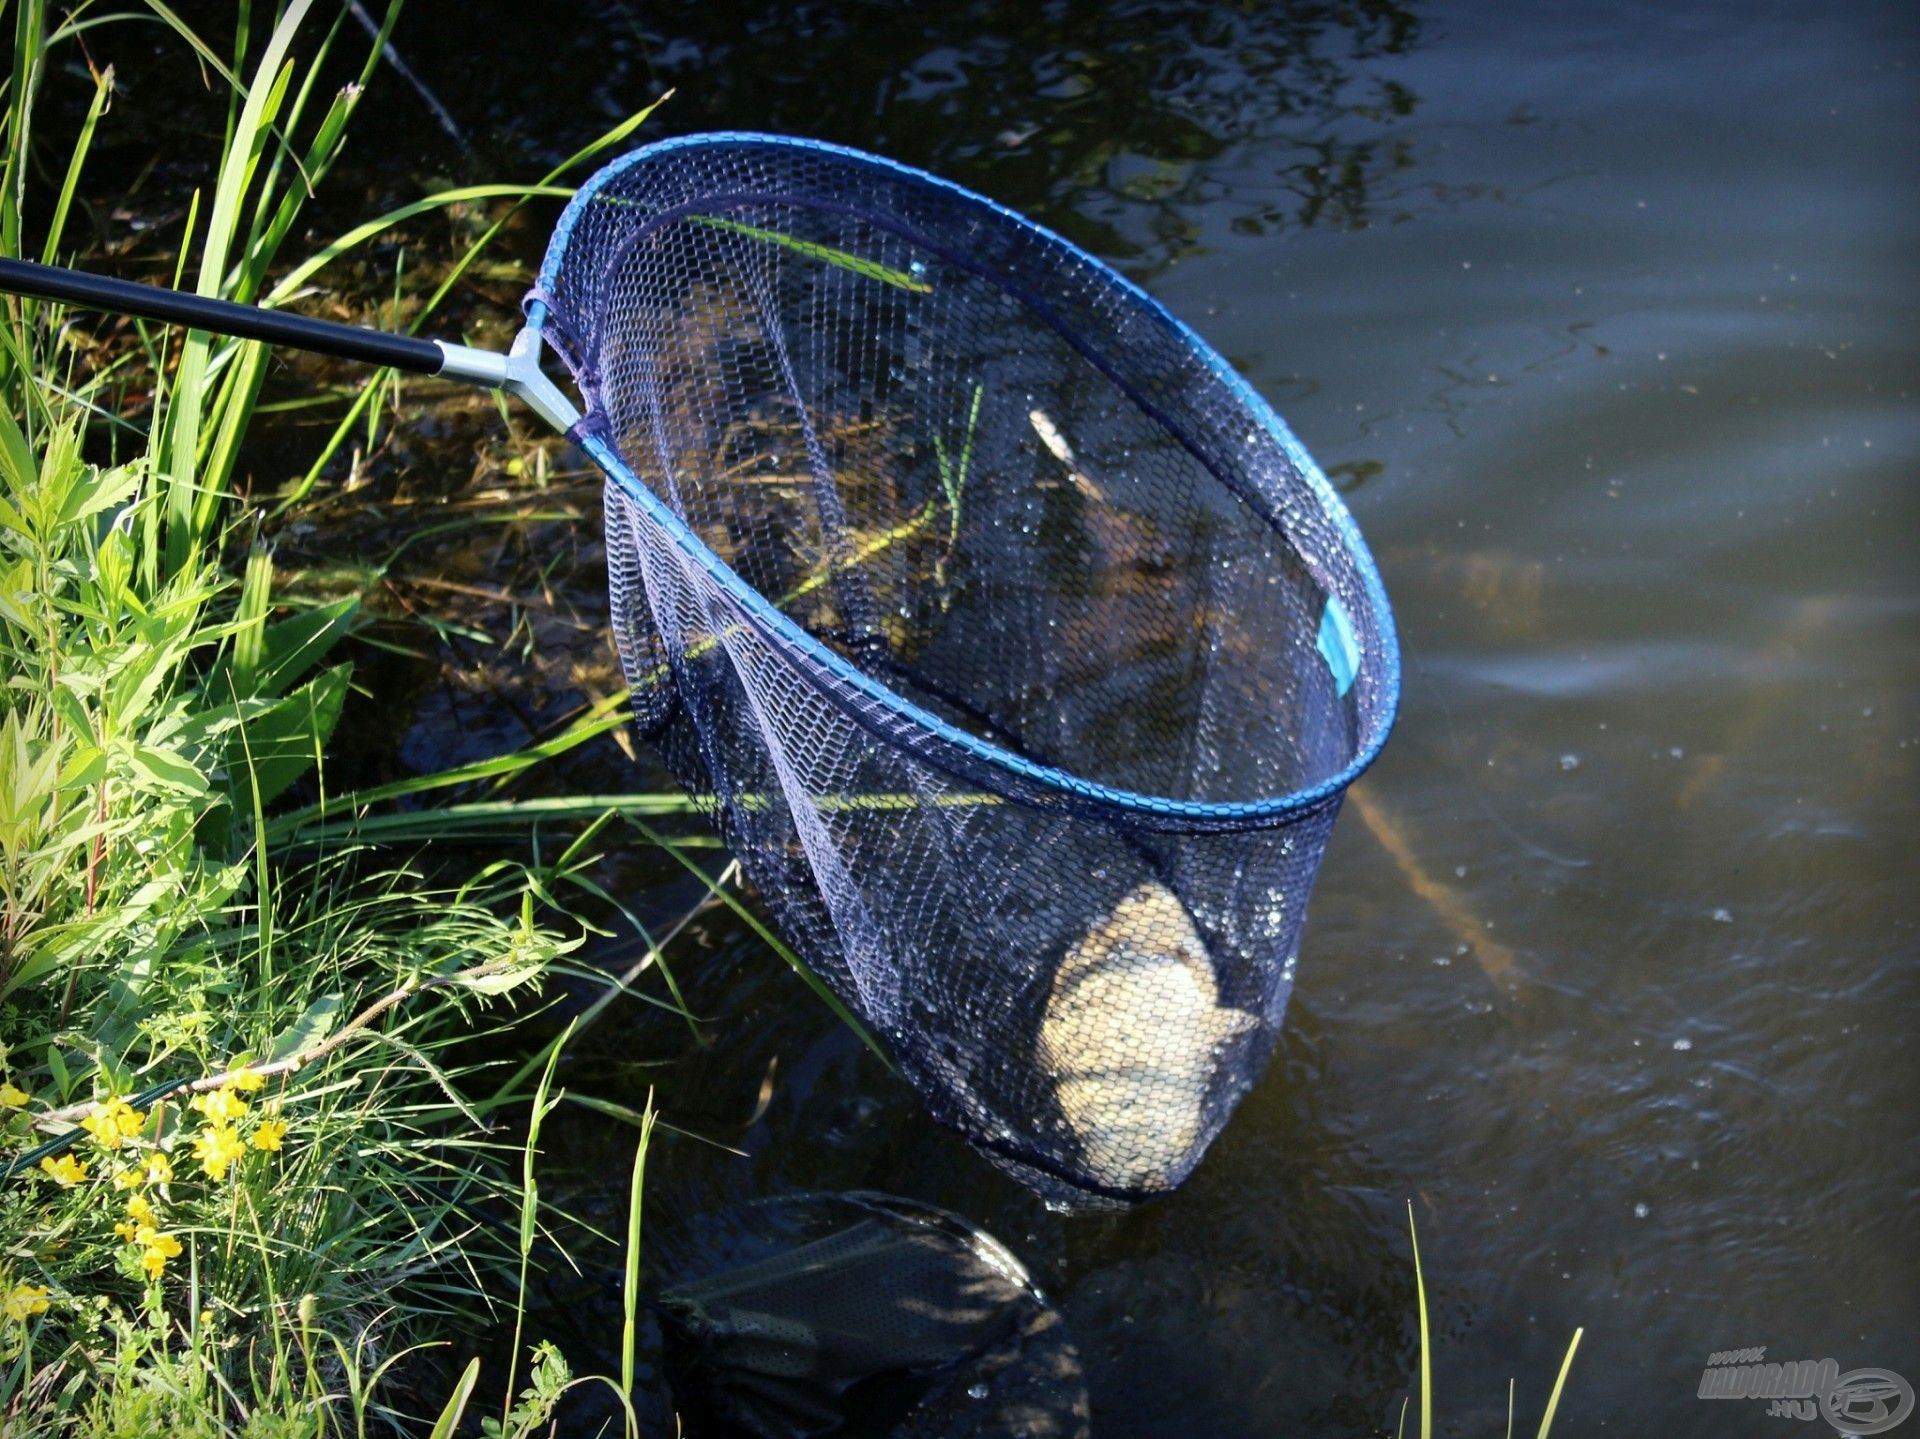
[250,0,1920,1431]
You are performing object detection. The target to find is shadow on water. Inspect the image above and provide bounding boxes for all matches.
[386,0,1427,271]
[499,903,1421,1436]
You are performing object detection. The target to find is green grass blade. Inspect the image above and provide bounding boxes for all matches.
[3,0,48,260]
[272,794,709,848]
[230,544,271,693]
[262,704,631,845]
[1408,1200,1432,1439]
[619,1093,656,1423]
[625,815,895,1071]
[264,184,576,303]
[161,0,315,574]
[687,213,933,294]
[1535,1328,1583,1439]
[502,1016,573,1434]
[36,60,111,267]
[230,3,352,285]
[427,1356,481,1439]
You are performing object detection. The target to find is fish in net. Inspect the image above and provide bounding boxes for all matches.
[526,134,1399,1208]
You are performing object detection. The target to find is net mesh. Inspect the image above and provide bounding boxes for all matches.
[530,135,1398,1208]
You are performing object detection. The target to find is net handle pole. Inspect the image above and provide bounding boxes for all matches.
[0,256,580,432]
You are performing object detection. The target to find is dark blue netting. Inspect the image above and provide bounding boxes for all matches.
[530,134,1398,1208]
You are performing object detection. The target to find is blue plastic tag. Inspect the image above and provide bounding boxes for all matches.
[1317,596,1360,698]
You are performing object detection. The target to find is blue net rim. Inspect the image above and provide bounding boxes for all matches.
[536,132,1403,828]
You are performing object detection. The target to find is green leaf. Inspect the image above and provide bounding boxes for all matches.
[91,526,134,610]
[267,991,344,1064]
[0,403,37,501]
[229,545,274,695]
[0,499,33,544]
[57,745,105,792]
[254,596,358,697]
[128,742,208,797]
[35,422,84,530]
[56,455,139,528]
[563,1091,658,1128]
[0,561,34,633]
[1535,1328,1584,1439]
[0,941,66,1002]
[453,960,546,997]
[39,61,114,268]
[206,595,360,703]
[112,616,196,728]
[428,1358,482,1439]
[48,684,94,749]
[223,661,349,816]
[1409,1200,1432,1439]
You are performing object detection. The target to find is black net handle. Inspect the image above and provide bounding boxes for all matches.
[0,257,446,374]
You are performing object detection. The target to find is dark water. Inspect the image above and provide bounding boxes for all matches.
[367,1,1912,1433]
[100,0,1920,1431]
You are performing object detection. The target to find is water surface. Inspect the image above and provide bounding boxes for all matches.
[275,0,1920,1430]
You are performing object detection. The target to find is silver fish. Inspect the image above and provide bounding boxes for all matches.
[1040,881,1259,1191]
[1029,407,1106,503]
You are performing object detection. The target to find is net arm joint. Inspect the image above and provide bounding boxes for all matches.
[433,327,582,433]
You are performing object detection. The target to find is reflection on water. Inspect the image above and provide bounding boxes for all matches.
[77,0,1912,1430]
[384,0,1425,279]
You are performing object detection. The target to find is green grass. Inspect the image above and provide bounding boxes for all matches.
[0,378,569,1432]
[0,2,669,1432]
[0,377,583,1431]
[1402,1201,1584,1439]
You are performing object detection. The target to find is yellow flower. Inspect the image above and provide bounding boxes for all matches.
[251,1118,288,1153]
[188,1088,248,1126]
[38,1154,87,1187]
[136,1226,182,1280]
[141,1151,174,1186]
[3,1283,50,1322]
[190,1125,246,1182]
[79,1097,145,1151]
[225,1067,267,1093]
[114,1193,155,1243]
[0,1081,29,1108]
